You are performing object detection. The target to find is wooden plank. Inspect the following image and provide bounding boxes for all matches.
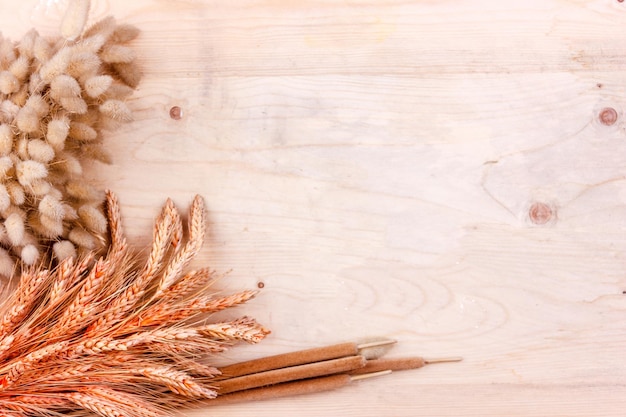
[2,0,626,415]
[203,384,626,417]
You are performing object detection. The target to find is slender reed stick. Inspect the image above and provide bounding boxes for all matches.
[215,355,366,395]
[218,339,395,379]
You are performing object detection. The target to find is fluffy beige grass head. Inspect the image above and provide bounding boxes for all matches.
[0,0,143,272]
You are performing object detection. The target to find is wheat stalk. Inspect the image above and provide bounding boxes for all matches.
[0,192,269,416]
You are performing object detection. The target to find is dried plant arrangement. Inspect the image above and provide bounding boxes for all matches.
[0,1,462,415]
[0,191,459,416]
[209,339,461,405]
[0,0,141,273]
[0,191,270,416]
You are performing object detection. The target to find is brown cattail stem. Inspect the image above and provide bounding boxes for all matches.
[215,355,367,394]
[209,371,391,406]
[218,339,395,379]
[350,357,425,375]
[211,374,352,405]
[350,356,462,375]
[212,340,461,406]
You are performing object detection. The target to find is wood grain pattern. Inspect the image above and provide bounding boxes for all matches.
[4,0,626,415]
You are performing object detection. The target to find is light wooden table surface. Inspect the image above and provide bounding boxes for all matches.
[6,0,626,415]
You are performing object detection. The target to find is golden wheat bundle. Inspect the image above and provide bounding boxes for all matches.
[0,191,269,416]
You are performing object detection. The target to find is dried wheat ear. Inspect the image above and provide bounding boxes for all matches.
[0,191,270,417]
[0,0,141,273]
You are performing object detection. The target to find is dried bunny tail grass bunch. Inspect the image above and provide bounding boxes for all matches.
[0,0,141,272]
[0,191,269,417]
